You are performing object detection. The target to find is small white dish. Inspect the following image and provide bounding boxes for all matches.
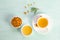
[32,14,53,35]
[21,24,32,37]
[10,16,23,29]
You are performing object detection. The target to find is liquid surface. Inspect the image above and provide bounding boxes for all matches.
[22,25,32,36]
[37,18,48,28]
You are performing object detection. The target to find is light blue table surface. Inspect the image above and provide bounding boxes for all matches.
[0,0,60,40]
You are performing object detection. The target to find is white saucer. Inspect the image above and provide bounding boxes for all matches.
[32,14,53,35]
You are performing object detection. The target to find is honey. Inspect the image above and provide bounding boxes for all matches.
[11,17,22,28]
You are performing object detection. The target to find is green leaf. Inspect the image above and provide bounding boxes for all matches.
[31,7,39,14]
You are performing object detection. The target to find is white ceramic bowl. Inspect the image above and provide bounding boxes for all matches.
[21,24,32,37]
[10,16,23,29]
